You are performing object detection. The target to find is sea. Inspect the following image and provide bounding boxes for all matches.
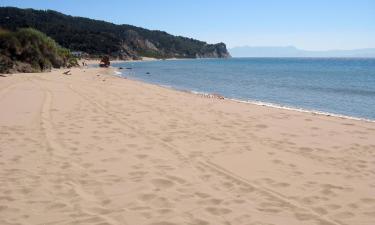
[113,58,375,121]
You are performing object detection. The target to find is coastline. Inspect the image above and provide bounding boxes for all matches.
[112,67,375,123]
[1,66,375,225]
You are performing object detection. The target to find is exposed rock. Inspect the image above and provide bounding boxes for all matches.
[99,56,110,68]
[196,43,231,58]
[145,39,158,51]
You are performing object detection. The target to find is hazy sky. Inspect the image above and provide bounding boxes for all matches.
[1,0,374,50]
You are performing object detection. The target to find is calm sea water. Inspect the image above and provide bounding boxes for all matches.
[114,58,375,120]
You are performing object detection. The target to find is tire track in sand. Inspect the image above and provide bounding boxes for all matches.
[69,83,344,225]
[34,79,127,225]
[0,82,22,100]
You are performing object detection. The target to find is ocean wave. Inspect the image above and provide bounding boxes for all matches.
[114,71,122,76]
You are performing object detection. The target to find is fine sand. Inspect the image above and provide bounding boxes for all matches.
[0,67,375,225]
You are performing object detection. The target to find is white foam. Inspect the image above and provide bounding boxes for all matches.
[114,71,122,76]
[227,98,375,123]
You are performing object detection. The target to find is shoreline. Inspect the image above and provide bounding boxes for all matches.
[229,97,375,123]
[112,68,375,124]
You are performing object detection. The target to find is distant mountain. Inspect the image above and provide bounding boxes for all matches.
[0,7,231,59]
[229,46,375,58]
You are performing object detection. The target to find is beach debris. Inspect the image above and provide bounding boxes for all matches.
[62,70,71,75]
[146,72,151,74]
[119,67,124,69]
[210,93,225,99]
[126,67,132,70]
[0,74,7,77]
[195,92,225,100]
[99,56,111,68]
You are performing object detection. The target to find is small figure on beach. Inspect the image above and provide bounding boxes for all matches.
[99,56,110,68]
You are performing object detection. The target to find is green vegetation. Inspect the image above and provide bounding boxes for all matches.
[0,28,77,73]
[0,7,230,59]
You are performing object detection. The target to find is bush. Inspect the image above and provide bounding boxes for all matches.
[0,28,77,73]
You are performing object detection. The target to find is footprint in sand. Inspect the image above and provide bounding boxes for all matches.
[149,222,177,225]
[156,208,173,215]
[313,207,328,215]
[166,175,187,184]
[47,202,67,210]
[138,193,157,202]
[199,198,223,205]
[151,197,173,208]
[135,154,148,159]
[206,207,232,215]
[150,178,175,189]
[360,198,375,204]
[294,212,315,221]
[255,124,268,129]
[195,192,211,199]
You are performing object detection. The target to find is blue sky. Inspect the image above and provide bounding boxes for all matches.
[1,0,374,50]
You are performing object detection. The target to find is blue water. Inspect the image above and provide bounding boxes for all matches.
[113,58,375,120]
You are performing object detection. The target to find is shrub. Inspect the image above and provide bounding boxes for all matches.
[0,28,77,73]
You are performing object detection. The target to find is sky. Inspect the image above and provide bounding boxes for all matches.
[1,0,375,50]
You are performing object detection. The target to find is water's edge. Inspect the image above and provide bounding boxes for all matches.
[111,67,375,123]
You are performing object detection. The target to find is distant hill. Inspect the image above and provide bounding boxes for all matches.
[229,46,375,58]
[0,7,231,59]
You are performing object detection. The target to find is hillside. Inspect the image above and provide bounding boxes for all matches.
[0,7,231,59]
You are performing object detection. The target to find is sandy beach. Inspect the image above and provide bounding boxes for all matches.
[1,67,375,225]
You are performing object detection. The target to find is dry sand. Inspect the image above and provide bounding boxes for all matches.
[0,67,375,225]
